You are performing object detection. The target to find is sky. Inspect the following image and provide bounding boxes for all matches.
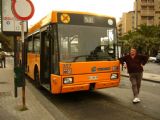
[28,0,135,27]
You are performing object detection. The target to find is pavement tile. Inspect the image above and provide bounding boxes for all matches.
[0,66,55,120]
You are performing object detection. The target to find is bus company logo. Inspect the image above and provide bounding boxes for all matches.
[61,14,70,24]
[91,66,96,73]
[97,67,110,71]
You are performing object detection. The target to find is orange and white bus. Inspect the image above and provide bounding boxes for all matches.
[25,11,120,94]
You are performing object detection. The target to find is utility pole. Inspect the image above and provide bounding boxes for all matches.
[11,0,35,111]
[21,21,27,110]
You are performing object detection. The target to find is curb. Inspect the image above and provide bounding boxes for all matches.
[121,74,160,83]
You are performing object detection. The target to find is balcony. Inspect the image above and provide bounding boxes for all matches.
[141,2,155,6]
[141,10,155,16]
[141,20,154,25]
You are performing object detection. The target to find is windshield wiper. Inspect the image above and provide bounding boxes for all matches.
[72,55,89,62]
[86,45,115,61]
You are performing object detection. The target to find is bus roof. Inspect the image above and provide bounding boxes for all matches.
[28,11,115,34]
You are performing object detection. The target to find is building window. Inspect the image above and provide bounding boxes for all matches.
[141,6,147,10]
[148,16,154,20]
[149,6,154,10]
[148,0,154,3]
[141,0,147,3]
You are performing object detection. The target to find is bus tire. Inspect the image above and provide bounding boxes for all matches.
[34,68,41,88]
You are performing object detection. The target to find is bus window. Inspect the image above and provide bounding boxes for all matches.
[58,24,117,62]
[60,35,79,60]
[33,33,40,53]
[28,37,33,52]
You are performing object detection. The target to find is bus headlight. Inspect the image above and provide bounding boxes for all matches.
[63,77,73,84]
[110,73,118,80]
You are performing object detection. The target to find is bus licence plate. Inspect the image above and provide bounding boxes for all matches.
[88,76,98,80]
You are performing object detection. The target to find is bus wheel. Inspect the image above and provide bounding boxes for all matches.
[34,69,40,88]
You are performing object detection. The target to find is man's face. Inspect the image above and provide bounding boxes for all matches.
[130,49,137,56]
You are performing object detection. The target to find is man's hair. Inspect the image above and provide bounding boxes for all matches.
[130,47,137,50]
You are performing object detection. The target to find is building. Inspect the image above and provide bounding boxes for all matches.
[118,0,160,37]
[135,0,160,27]
[117,11,135,37]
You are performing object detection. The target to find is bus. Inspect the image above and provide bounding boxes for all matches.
[25,11,120,94]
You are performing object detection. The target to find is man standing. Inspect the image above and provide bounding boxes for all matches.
[119,48,148,103]
[1,51,6,68]
[0,52,3,68]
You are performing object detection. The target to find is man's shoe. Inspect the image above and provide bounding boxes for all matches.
[133,98,140,103]
[137,98,141,102]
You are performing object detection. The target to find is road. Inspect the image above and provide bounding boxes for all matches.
[6,57,160,120]
[28,76,160,119]
[144,62,160,74]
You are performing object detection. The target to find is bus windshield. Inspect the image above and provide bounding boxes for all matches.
[58,24,117,62]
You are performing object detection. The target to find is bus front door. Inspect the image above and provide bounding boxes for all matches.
[40,30,51,90]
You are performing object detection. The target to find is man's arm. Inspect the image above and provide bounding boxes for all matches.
[118,56,126,64]
[140,55,149,65]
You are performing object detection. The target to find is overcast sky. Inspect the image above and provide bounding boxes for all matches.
[28,0,135,26]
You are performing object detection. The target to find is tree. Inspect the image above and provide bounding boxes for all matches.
[0,33,13,51]
[120,24,160,56]
[119,30,138,54]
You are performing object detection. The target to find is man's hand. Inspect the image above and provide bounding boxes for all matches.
[141,64,143,67]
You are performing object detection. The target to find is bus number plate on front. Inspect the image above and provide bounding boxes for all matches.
[88,76,98,80]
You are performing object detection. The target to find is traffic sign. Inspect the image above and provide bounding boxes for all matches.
[12,0,34,21]
[1,0,28,35]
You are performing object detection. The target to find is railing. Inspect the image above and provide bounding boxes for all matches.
[141,1,154,6]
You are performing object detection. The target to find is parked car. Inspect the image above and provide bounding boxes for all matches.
[148,57,156,62]
[156,53,160,63]
[4,52,11,57]
[3,52,14,57]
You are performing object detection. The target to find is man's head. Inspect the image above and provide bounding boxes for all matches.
[130,48,137,57]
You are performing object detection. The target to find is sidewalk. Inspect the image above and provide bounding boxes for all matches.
[0,58,55,120]
[121,69,160,83]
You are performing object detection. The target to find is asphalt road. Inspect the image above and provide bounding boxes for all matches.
[28,76,160,120]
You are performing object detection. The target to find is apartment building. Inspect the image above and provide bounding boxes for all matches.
[135,0,160,27]
[117,11,135,37]
[118,0,160,37]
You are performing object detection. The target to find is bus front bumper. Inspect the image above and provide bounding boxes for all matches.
[61,81,119,93]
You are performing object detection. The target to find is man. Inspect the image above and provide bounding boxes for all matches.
[119,48,148,103]
[1,51,6,68]
[0,52,3,68]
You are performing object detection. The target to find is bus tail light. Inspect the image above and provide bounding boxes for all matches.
[110,73,118,80]
[63,77,73,84]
